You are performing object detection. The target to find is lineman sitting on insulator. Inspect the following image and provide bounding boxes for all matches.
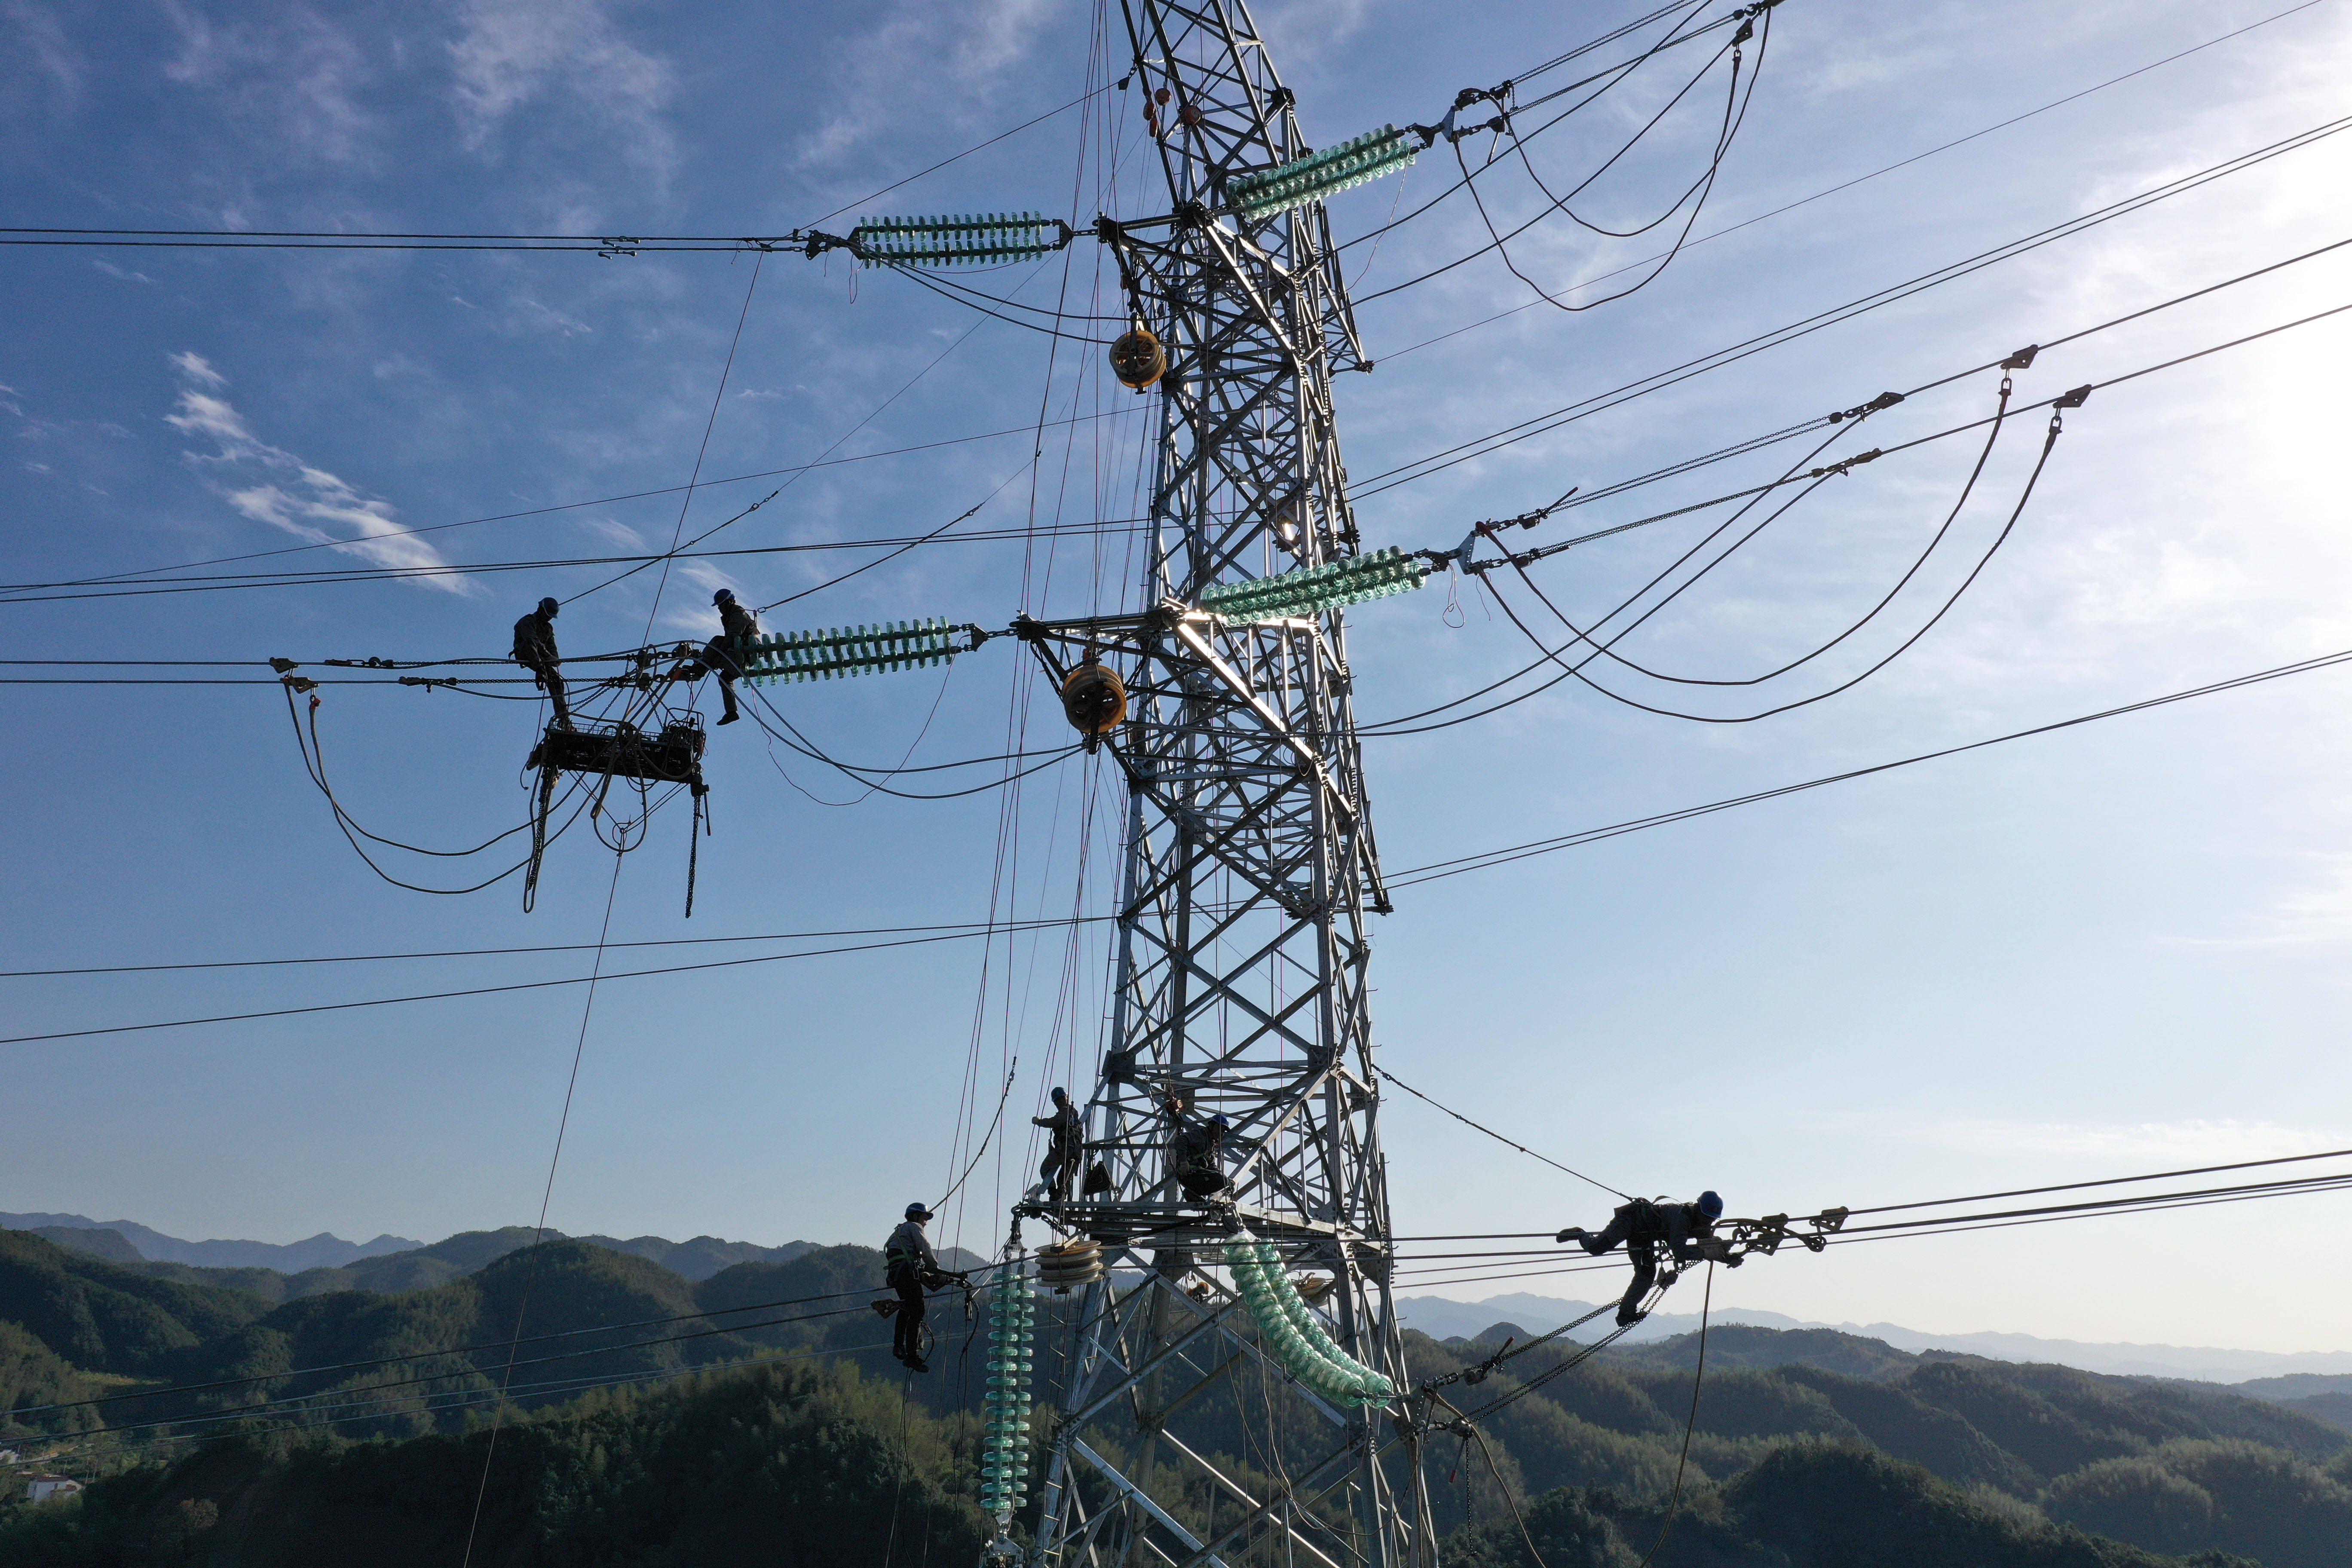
[1556,1191,1724,1328]
[511,595,573,729]
[1161,1090,1231,1200]
[668,588,756,726]
[1032,1087,1083,1203]
[884,1201,952,1372]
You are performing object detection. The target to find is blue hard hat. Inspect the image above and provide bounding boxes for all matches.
[904,1201,932,1220]
[1207,1114,1230,1129]
[537,596,560,616]
[712,588,735,605]
[1697,1190,1724,1219]
[1050,1086,1069,1102]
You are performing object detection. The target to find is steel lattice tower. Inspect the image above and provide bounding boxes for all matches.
[1010,2,1428,1563]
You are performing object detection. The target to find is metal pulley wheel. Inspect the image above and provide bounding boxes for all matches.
[1061,664,1127,735]
[1109,327,1167,389]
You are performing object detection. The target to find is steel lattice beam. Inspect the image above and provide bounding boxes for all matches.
[1008,3,1429,1563]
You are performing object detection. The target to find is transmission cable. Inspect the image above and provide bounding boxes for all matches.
[1351,112,2352,500]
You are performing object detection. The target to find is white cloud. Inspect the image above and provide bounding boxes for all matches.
[447,0,674,181]
[580,517,645,548]
[23,461,51,473]
[163,353,472,593]
[796,0,1050,167]
[93,259,155,284]
[0,1,85,122]
[169,351,227,389]
[159,1,374,165]
[735,388,787,401]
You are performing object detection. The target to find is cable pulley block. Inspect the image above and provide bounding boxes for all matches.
[1060,664,1127,735]
[1109,325,1167,389]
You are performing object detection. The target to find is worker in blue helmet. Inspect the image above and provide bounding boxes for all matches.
[884,1201,947,1371]
[1032,1087,1084,1204]
[511,596,573,729]
[669,588,756,726]
[1556,1191,1724,1328]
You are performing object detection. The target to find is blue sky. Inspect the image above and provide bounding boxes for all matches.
[3,0,2349,1355]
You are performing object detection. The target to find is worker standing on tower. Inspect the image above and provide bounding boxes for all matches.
[1032,1087,1083,1203]
[512,596,572,729]
[669,587,756,725]
[885,1201,946,1372]
[1556,1191,1724,1327]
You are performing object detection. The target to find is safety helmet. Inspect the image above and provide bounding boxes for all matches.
[904,1202,932,1220]
[712,588,735,605]
[537,596,560,616]
[1697,1190,1724,1220]
[1206,1114,1230,1130]
[1050,1087,1068,1102]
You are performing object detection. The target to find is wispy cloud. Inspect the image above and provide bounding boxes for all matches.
[447,0,675,187]
[92,259,155,284]
[162,353,472,593]
[0,0,85,122]
[580,517,644,548]
[797,0,1050,167]
[159,1,374,164]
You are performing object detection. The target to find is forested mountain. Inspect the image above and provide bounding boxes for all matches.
[6,1227,2350,1565]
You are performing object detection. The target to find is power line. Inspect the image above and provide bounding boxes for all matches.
[1364,294,2352,737]
[1350,112,2352,501]
[1381,643,2352,888]
[1375,0,2336,361]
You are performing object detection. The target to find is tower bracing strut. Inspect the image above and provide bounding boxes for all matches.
[1010,2,1428,1563]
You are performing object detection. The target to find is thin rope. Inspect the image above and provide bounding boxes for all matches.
[455,845,625,1568]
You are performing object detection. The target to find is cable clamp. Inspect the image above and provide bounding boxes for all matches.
[1807,448,1882,479]
[1828,390,1903,424]
[268,657,300,674]
[2001,343,2040,371]
[2052,383,2092,410]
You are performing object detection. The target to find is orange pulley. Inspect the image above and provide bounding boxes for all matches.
[1109,326,1167,390]
[1061,664,1127,735]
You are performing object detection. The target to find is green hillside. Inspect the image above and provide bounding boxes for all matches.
[6,1228,2350,1565]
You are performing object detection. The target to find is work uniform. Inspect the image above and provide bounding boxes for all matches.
[511,609,572,727]
[884,1219,943,1365]
[1033,1101,1083,1201]
[1574,1199,1712,1326]
[1165,1108,1229,1200]
[692,598,758,723]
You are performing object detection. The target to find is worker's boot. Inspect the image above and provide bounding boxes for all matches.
[717,686,740,726]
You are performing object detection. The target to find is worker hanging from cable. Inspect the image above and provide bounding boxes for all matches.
[511,595,572,729]
[884,1200,950,1372]
[668,587,756,726]
[1556,1191,1724,1328]
[1032,1087,1083,1204]
[1161,1090,1231,1200]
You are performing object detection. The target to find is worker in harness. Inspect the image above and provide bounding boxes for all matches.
[1161,1091,1231,1200]
[668,587,756,725]
[1556,1191,1724,1328]
[1032,1087,1083,1203]
[511,596,572,728]
[885,1201,949,1372]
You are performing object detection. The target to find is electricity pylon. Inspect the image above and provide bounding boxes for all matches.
[1010,3,1429,1563]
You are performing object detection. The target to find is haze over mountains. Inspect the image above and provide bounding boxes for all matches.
[1398,1291,2352,1385]
[1,1211,983,1291]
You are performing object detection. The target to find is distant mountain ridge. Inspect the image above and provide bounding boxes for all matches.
[1396,1289,2352,1384]
[2,1215,981,1297]
[1,1212,420,1271]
